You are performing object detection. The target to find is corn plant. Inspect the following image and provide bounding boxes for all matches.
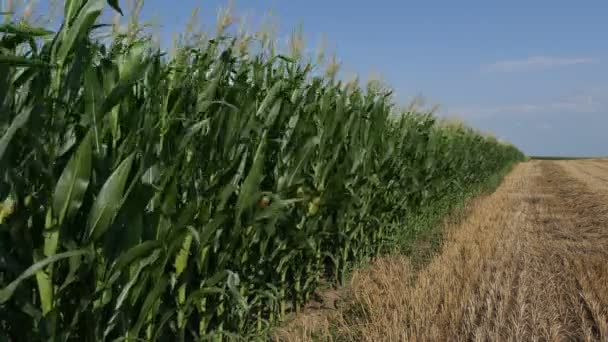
[0,1,524,340]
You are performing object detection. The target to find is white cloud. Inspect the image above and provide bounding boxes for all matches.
[481,56,597,73]
[448,90,606,118]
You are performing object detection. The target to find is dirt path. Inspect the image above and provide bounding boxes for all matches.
[274,161,608,341]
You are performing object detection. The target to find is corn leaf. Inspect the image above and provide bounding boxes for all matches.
[53,131,93,224]
[0,106,32,161]
[87,153,135,241]
[0,250,90,304]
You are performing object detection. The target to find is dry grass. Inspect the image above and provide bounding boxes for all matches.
[273,161,608,341]
[557,159,608,191]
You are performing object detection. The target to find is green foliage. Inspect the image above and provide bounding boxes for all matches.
[0,1,524,340]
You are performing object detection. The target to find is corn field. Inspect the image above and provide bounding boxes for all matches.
[0,1,524,340]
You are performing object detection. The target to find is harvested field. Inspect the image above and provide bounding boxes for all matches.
[274,160,608,341]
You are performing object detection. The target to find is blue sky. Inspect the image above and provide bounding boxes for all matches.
[24,0,608,156]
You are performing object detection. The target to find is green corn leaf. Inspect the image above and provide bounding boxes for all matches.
[84,65,103,151]
[104,249,162,339]
[56,0,105,66]
[102,45,150,114]
[176,203,199,231]
[199,75,220,102]
[217,183,237,211]
[199,214,227,247]
[107,0,124,15]
[53,131,93,224]
[0,54,50,67]
[204,270,229,288]
[0,249,90,304]
[235,132,267,220]
[286,136,320,187]
[226,271,248,311]
[160,178,177,216]
[0,22,54,36]
[12,66,39,89]
[57,243,86,294]
[109,241,162,278]
[179,119,210,150]
[174,233,192,276]
[33,256,53,315]
[64,0,84,23]
[263,99,282,127]
[141,164,161,185]
[130,276,168,337]
[0,106,32,161]
[87,153,135,241]
[182,287,223,311]
[256,81,282,117]
[151,310,176,342]
[0,64,9,105]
